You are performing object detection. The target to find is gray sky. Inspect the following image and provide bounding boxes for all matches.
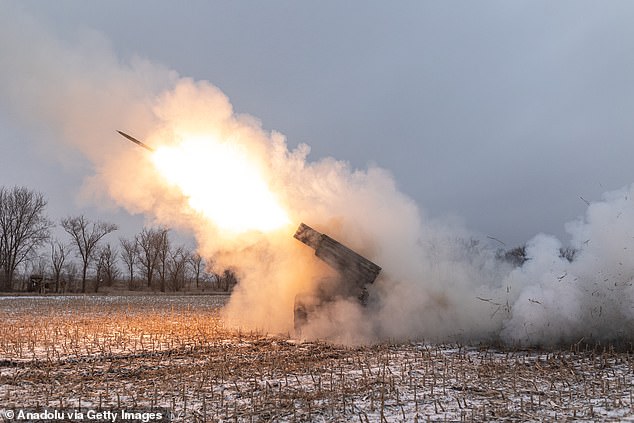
[2,1,634,247]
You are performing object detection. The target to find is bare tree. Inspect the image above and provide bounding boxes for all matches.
[50,240,67,293]
[189,252,205,289]
[155,229,170,292]
[120,237,139,289]
[28,256,50,293]
[95,243,119,292]
[63,261,78,293]
[168,246,189,291]
[0,186,52,291]
[498,244,528,267]
[136,227,167,289]
[559,246,577,263]
[61,215,117,293]
[220,268,238,292]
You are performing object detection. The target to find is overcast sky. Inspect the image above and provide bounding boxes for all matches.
[2,1,634,247]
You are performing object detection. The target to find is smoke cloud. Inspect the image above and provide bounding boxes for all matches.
[2,6,634,347]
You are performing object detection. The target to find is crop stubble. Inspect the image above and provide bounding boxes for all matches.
[0,296,633,422]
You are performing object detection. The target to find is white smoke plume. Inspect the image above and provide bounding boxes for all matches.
[500,186,634,345]
[2,6,633,347]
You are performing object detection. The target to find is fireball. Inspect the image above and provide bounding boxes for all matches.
[152,136,290,234]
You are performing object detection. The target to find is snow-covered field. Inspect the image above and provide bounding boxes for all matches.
[1,295,633,422]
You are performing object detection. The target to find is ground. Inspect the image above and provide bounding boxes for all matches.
[0,295,633,422]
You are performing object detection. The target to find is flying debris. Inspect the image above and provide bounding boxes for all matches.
[117,130,155,152]
[293,223,382,332]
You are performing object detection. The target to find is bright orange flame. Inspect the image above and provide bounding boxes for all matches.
[152,136,290,234]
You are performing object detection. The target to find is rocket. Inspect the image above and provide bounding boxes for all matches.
[117,130,155,152]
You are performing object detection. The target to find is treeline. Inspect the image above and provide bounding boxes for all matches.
[0,185,236,293]
[496,244,577,267]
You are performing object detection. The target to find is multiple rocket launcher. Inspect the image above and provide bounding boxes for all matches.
[117,130,382,328]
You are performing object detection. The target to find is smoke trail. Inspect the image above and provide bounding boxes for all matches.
[2,6,634,347]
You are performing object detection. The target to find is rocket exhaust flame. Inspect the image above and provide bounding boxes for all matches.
[117,130,291,235]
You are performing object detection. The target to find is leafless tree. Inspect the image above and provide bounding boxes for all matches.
[498,244,528,267]
[120,237,139,289]
[559,246,577,263]
[61,215,117,293]
[63,261,78,293]
[0,186,52,291]
[168,246,189,291]
[220,268,238,292]
[155,229,170,292]
[50,240,67,293]
[136,227,167,289]
[189,252,205,289]
[28,256,50,293]
[95,243,119,292]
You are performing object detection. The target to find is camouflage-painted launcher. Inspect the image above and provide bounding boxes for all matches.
[294,223,381,285]
[293,223,381,330]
